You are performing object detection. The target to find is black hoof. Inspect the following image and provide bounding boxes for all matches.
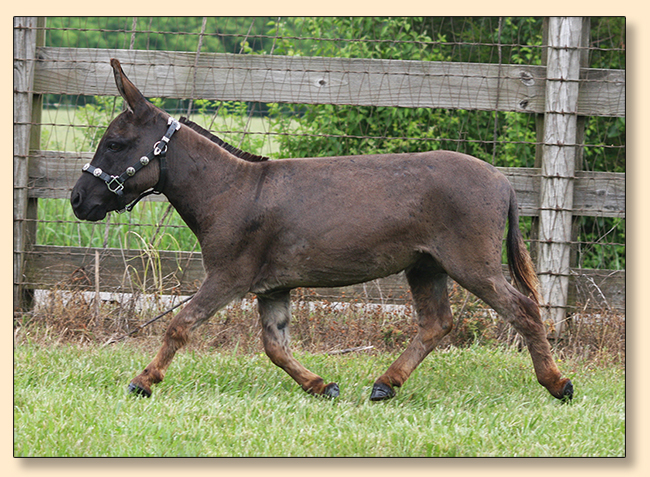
[323,383,340,399]
[560,380,574,402]
[370,382,395,401]
[127,382,151,398]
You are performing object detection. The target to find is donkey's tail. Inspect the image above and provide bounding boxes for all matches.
[506,188,541,304]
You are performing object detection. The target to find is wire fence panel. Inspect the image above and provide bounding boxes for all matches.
[14,17,625,321]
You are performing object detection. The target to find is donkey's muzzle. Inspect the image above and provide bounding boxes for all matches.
[70,187,109,222]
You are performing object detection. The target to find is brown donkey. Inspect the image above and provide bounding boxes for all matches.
[71,59,573,402]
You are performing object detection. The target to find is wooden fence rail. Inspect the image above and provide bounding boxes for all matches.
[34,47,625,116]
[14,17,626,323]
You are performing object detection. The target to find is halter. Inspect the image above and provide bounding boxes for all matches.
[81,116,181,212]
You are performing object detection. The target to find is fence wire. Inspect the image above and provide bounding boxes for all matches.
[17,17,625,309]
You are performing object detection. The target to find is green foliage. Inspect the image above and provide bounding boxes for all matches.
[266,18,544,166]
[576,217,626,270]
[268,17,459,159]
[583,116,626,173]
[45,17,277,54]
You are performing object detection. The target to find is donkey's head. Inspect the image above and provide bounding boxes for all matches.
[71,59,177,221]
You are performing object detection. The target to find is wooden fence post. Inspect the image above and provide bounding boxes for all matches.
[569,18,591,277]
[13,17,40,312]
[538,17,585,336]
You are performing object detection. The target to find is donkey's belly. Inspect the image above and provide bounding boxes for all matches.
[250,238,421,294]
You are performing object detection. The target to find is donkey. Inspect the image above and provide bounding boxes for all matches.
[71,59,573,402]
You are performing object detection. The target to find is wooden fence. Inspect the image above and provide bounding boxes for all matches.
[14,17,625,331]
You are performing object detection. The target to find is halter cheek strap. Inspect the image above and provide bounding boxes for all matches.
[81,116,181,212]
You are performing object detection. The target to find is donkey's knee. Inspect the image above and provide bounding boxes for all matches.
[257,292,297,370]
[261,332,291,368]
[419,311,453,351]
[257,291,338,398]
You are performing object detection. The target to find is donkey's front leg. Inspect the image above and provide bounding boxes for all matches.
[258,290,339,398]
[128,279,240,397]
[127,309,192,397]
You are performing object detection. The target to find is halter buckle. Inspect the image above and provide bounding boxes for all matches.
[106,176,125,194]
[153,141,167,156]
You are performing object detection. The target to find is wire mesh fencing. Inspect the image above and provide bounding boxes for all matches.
[14,17,625,322]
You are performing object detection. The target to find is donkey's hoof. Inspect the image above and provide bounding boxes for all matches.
[323,382,340,399]
[127,382,152,398]
[560,380,574,402]
[370,382,395,401]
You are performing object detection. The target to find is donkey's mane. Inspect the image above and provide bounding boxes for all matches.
[179,116,268,163]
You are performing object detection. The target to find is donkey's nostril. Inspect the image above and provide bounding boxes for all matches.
[71,190,82,209]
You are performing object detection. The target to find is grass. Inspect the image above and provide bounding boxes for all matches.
[13,341,625,457]
[37,197,199,251]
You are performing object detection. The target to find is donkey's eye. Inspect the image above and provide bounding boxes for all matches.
[107,142,124,152]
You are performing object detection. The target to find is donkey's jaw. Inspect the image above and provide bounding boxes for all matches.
[71,202,108,222]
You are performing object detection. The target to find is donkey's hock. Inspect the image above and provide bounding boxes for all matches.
[71,59,573,403]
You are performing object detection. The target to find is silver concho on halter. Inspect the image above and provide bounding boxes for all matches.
[126,166,136,176]
[93,168,103,177]
[82,163,90,172]
[140,156,150,166]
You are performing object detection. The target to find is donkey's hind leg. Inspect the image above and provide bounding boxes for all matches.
[258,290,339,398]
[371,262,453,400]
[459,274,573,401]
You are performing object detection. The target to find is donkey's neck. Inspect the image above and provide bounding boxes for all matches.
[162,127,257,239]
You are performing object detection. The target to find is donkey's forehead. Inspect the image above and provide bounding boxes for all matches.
[107,108,165,137]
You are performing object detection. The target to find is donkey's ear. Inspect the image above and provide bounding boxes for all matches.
[110,58,148,114]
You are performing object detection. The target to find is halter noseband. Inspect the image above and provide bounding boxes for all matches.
[81,116,181,212]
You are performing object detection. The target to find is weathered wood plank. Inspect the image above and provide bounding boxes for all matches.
[579,68,626,117]
[28,151,626,218]
[23,245,206,296]
[572,170,625,217]
[22,245,624,312]
[33,47,625,117]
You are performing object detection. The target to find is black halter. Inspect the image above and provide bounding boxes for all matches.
[81,116,181,212]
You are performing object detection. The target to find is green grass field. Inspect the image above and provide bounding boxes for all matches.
[13,341,624,457]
